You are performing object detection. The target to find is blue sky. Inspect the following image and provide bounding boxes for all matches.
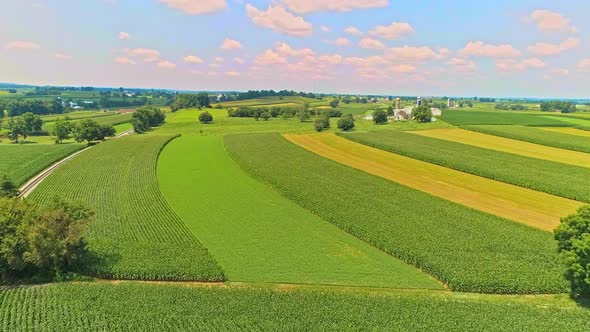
[1,0,589,97]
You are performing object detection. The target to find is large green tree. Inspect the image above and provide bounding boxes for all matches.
[555,206,590,298]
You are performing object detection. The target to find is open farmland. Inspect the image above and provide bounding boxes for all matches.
[464,125,590,154]
[441,109,573,126]
[3,282,590,331]
[413,128,590,168]
[40,110,120,122]
[43,112,133,133]
[341,130,590,203]
[285,133,581,231]
[158,135,441,289]
[218,96,321,107]
[0,144,84,185]
[543,115,590,126]
[225,133,567,293]
[28,135,224,281]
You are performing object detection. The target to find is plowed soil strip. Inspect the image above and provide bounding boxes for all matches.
[284,133,582,231]
[411,128,590,168]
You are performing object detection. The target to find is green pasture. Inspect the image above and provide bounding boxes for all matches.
[29,135,224,281]
[158,135,440,289]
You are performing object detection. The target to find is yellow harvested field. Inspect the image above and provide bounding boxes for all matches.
[411,128,590,168]
[539,127,590,138]
[283,133,583,231]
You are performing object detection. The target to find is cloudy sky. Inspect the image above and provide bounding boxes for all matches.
[1,0,589,97]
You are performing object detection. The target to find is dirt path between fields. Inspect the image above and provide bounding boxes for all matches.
[18,129,134,198]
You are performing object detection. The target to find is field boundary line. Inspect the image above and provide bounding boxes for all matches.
[18,129,134,198]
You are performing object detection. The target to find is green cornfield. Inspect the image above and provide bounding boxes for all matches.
[28,135,224,281]
[340,130,590,202]
[0,144,84,185]
[1,282,589,331]
[464,125,590,153]
[224,133,568,294]
[441,110,572,126]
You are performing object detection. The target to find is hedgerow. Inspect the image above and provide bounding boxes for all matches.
[340,130,590,203]
[29,135,224,281]
[225,133,568,294]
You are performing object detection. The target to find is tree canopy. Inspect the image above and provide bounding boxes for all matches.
[555,206,590,298]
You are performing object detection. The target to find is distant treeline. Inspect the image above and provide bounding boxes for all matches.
[495,103,528,111]
[235,90,319,100]
[228,106,342,119]
[540,101,577,113]
[0,99,64,116]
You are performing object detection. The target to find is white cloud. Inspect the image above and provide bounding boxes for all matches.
[447,58,477,72]
[126,48,161,62]
[184,55,204,64]
[4,40,40,50]
[255,49,288,65]
[55,53,73,60]
[359,37,385,49]
[321,26,331,33]
[281,0,388,14]
[157,60,177,69]
[459,41,521,58]
[528,38,579,56]
[344,26,362,36]
[529,10,576,33]
[496,58,546,72]
[225,71,241,77]
[386,46,448,62]
[118,32,131,40]
[115,57,136,65]
[327,37,352,47]
[246,4,313,37]
[369,22,414,40]
[220,38,243,50]
[158,0,227,15]
[234,57,245,64]
[578,58,590,70]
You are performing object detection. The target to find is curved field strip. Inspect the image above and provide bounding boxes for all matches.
[284,134,581,231]
[539,126,590,138]
[0,143,84,185]
[225,133,567,294]
[341,130,590,203]
[412,128,590,168]
[441,110,572,126]
[158,135,441,289]
[464,125,590,154]
[29,135,224,281]
[2,283,590,331]
[542,116,590,126]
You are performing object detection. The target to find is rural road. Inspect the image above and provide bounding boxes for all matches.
[18,129,134,198]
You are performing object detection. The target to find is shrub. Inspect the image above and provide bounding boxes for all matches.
[337,114,355,131]
[0,198,92,282]
[314,117,330,132]
[199,111,213,124]
[555,206,590,298]
[373,110,388,124]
